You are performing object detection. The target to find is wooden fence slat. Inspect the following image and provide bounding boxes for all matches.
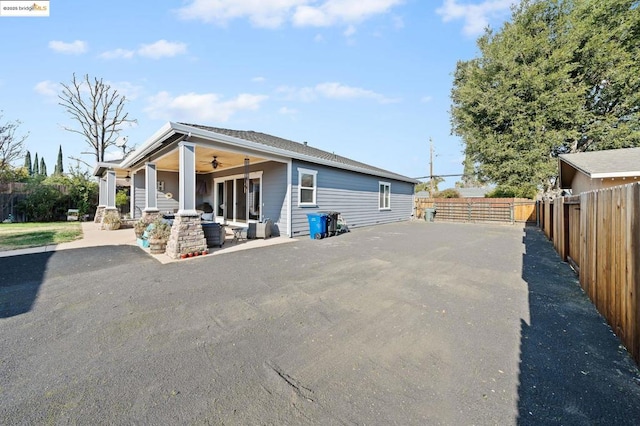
[543,183,640,365]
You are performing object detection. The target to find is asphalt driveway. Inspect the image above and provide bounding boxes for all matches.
[1,222,639,424]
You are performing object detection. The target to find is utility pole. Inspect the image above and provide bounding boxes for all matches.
[429,138,434,198]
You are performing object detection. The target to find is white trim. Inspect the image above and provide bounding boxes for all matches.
[297,167,317,207]
[213,171,263,224]
[590,171,640,179]
[379,181,391,210]
[287,159,292,237]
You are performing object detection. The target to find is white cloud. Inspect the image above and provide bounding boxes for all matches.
[48,40,88,55]
[278,106,298,115]
[252,76,266,83]
[105,81,143,100]
[420,95,433,103]
[34,80,58,98]
[344,25,357,37]
[392,15,404,29]
[138,40,187,59]
[293,0,404,27]
[436,0,514,36]
[144,91,268,122]
[176,0,307,28]
[99,48,135,60]
[176,0,404,28]
[277,82,399,104]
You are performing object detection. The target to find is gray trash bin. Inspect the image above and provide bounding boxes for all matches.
[425,208,436,222]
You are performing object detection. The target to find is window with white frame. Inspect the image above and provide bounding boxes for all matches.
[379,182,391,210]
[298,168,317,206]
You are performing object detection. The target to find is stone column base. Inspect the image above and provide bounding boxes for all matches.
[165,214,207,259]
[142,209,161,223]
[94,206,106,223]
[101,208,120,230]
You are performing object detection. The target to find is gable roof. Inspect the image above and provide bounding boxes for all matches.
[559,147,640,188]
[121,122,418,184]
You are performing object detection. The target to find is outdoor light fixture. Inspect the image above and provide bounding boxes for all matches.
[125,172,130,181]
[211,156,219,169]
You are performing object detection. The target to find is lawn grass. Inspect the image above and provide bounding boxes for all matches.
[0,222,83,251]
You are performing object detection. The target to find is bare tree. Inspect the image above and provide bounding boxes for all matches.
[0,112,28,169]
[58,73,137,163]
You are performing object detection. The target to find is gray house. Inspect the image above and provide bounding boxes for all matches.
[95,122,417,257]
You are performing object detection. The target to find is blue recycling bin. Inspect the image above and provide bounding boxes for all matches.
[306,213,328,239]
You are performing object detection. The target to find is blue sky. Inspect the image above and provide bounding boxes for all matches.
[0,0,514,188]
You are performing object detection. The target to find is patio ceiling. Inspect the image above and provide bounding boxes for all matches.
[151,145,266,174]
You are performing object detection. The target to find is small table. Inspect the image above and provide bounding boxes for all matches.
[231,227,248,243]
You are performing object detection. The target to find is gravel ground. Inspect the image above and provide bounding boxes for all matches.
[1,221,639,425]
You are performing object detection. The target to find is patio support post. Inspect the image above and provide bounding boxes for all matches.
[166,141,206,259]
[178,141,198,216]
[106,170,116,209]
[142,162,160,223]
[94,177,107,223]
[101,170,119,230]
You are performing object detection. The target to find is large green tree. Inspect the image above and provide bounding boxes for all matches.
[24,150,32,176]
[54,145,64,175]
[451,0,640,194]
[32,153,39,175]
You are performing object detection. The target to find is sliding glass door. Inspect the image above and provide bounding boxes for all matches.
[215,172,262,224]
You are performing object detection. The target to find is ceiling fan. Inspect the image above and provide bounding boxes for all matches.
[200,155,224,170]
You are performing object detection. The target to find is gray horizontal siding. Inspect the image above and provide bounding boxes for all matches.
[261,161,288,237]
[132,170,180,216]
[291,160,414,236]
[133,171,145,219]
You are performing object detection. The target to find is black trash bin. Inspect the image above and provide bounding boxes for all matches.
[319,211,339,236]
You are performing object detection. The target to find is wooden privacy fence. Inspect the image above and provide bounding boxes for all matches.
[0,182,68,222]
[414,197,537,224]
[540,184,640,365]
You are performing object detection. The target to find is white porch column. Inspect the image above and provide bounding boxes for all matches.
[98,178,106,206]
[129,172,135,218]
[144,162,158,212]
[166,141,206,259]
[105,170,116,209]
[178,141,198,216]
[94,177,107,223]
[100,170,119,230]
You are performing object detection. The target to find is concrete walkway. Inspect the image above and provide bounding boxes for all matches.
[0,221,296,263]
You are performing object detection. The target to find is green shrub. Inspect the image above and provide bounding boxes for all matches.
[485,185,538,199]
[434,188,461,198]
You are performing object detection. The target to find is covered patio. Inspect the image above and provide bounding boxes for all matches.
[95,122,293,259]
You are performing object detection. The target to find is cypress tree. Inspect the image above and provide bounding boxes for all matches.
[55,145,64,175]
[33,153,39,175]
[40,157,47,176]
[24,151,32,175]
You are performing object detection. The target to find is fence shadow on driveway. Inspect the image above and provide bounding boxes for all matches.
[517,226,640,424]
[0,251,54,318]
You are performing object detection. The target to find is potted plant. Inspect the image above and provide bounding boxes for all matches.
[148,218,171,254]
[133,218,148,239]
[102,211,122,230]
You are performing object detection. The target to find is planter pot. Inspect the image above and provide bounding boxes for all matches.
[148,238,166,254]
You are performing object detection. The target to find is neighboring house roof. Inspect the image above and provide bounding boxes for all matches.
[559,147,640,188]
[120,122,418,184]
